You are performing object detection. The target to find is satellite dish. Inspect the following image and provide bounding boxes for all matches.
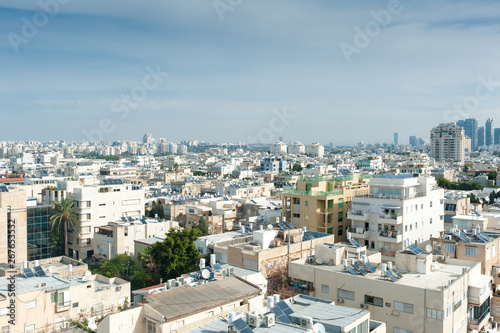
[267,224,273,230]
[84,271,92,278]
[433,262,441,270]
[201,269,211,279]
[313,323,326,333]
[315,258,323,265]
[425,244,433,253]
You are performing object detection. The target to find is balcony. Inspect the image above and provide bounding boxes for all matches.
[378,231,402,243]
[468,310,490,331]
[56,301,71,313]
[348,227,370,239]
[377,214,403,225]
[292,204,300,214]
[348,210,370,221]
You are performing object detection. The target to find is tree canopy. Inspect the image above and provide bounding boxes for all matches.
[193,217,209,236]
[436,178,484,191]
[150,228,202,281]
[147,200,165,219]
[50,198,79,257]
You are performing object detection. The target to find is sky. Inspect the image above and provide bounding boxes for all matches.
[1,0,500,146]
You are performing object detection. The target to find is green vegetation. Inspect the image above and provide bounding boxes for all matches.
[50,198,79,257]
[292,164,303,172]
[488,171,498,181]
[193,217,209,236]
[436,178,484,191]
[193,171,207,176]
[469,193,481,204]
[80,155,119,161]
[147,200,165,219]
[490,191,499,205]
[150,228,202,281]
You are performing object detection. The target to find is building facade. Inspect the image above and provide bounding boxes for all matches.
[430,123,466,164]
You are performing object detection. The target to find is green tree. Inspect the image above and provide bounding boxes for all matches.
[488,171,498,181]
[292,164,303,172]
[469,193,481,204]
[147,200,165,219]
[194,217,209,236]
[150,228,202,281]
[490,191,497,205]
[91,254,153,289]
[50,198,79,257]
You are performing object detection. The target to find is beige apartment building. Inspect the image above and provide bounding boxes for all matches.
[430,122,466,165]
[289,243,493,333]
[69,182,145,260]
[282,174,371,242]
[0,189,28,264]
[92,218,179,260]
[0,259,130,333]
[97,276,262,333]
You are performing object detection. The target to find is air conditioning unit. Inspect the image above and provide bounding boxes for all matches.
[263,313,275,328]
[248,314,261,328]
[337,298,344,303]
[300,316,314,329]
[360,304,369,309]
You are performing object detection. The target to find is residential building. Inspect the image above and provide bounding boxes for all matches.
[348,174,444,257]
[0,188,28,263]
[430,123,466,164]
[69,181,146,260]
[270,142,287,155]
[0,260,130,333]
[443,193,473,229]
[461,118,479,150]
[289,244,493,332]
[409,136,418,147]
[486,118,494,146]
[358,156,383,170]
[288,141,305,155]
[92,218,179,260]
[27,204,51,261]
[306,143,324,158]
[260,157,288,174]
[143,133,153,144]
[97,276,263,333]
[282,174,371,240]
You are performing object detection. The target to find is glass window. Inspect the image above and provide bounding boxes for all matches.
[338,289,355,300]
[337,226,343,236]
[444,243,455,253]
[338,198,344,209]
[147,320,156,333]
[426,308,443,320]
[393,328,413,333]
[364,295,383,307]
[338,212,343,223]
[394,301,414,314]
[26,300,36,309]
[321,284,329,294]
[465,246,477,257]
[1,326,9,333]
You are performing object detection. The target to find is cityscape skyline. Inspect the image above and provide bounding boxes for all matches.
[1,1,500,144]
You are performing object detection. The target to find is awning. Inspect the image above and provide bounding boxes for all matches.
[352,202,369,206]
[381,204,402,209]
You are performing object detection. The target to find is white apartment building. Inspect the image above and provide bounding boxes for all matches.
[430,123,466,165]
[306,142,324,158]
[69,181,145,260]
[270,141,287,155]
[289,244,493,333]
[348,174,444,256]
[288,141,306,155]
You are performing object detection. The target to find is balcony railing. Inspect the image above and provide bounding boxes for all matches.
[283,189,344,197]
[348,227,368,234]
[379,230,401,239]
[469,308,490,326]
[298,175,353,182]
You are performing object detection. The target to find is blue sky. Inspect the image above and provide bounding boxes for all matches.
[1,0,500,145]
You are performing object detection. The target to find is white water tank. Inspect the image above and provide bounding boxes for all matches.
[23,261,28,269]
[34,260,39,267]
[350,259,355,266]
[303,227,307,233]
[228,312,237,323]
[249,223,253,230]
[343,259,348,267]
[382,263,387,272]
[276,217,280,224]
[274,294,280,305]
[200,258,206,269]
[210,254,216,267]
[362,255,367,263]
[388,262,393,270]
[241,226,246,234]
[68,264,73,273]
[267,296,275,309]
[260,225,264,231]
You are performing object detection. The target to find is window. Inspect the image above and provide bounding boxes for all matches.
[26,300,36,309]
[321,284,329,294]
[453,299,462,312]
[394,301,414,314]
[1,326,9,333]
[338,289,355,300]
[338,226,343,236]
[430,201,433,207]
[364,295,383,307]
[393,328,413,333]
[487,247,491,260]
[0,308,8,316]
[73,302,79,308]
[24,325,35,332]
[338,212,343,223]
[444,243,455,253]
[465,246,477,257]
[415,222,417,229]
[338,198,344,209]
[405,225,408,232]
[50,292,57,303]
[426,308,443,320]
[430,218,432,224]
[58,288,70,307]
[305,201,309,206]
[147,320,156,333]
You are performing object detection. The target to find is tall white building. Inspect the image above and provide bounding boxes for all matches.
[306,142,324,158]
[288,141,305,155]
[270,141,287,155]
[430,123,466,164]
[69,181,145,260]
[143,133,153,144]
[348,174,444,256]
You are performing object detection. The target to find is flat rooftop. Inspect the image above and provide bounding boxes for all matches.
[291,257,478,291]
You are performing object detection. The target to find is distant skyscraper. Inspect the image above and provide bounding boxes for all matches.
[409,136,417,147]
[463,118,478,150]
[494,128,500,146]
[478,127,485,147]
[486,118,494,146]
[457,120,465,128]
[394,133,399,145]
[279,136,283,142]
[430,123,465,164]
[143,133,153,144]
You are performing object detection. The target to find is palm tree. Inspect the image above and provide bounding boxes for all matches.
[50,198,79,257]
